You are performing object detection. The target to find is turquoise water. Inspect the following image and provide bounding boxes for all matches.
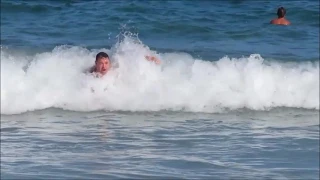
[1,0,319,179]
[1,0,319,60]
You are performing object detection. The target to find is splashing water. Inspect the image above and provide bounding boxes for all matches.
[1,35,319,115]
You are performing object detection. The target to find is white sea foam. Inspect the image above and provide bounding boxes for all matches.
[1,36,319,115]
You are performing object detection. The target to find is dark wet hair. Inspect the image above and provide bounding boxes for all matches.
[95,52,109,62]
[277,7,286,18]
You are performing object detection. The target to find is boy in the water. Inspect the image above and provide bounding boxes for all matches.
[90,52,160,77]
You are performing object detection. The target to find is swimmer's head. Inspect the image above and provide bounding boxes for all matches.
[277,7,286,18]
[95,52,109,63]
[95,52,111,75]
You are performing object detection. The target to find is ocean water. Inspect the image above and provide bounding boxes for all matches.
[1,0,319,179]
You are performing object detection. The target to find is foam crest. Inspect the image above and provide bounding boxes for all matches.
[1,37,319,114]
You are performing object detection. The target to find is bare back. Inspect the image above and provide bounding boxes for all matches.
[270,18,291,25]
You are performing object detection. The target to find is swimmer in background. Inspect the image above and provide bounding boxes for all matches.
[90,52,161,77]
[270,7,291,25]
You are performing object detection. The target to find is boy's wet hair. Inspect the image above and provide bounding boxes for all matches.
[277,7,286,18]
[95,52,109,62]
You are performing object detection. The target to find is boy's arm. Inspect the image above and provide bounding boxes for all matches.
[145,55,161,64]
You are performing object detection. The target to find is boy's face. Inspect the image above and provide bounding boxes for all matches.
[95,57,111,75]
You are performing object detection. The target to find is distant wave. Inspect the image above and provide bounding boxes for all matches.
[1,36,319,115]
[1,1,63,13]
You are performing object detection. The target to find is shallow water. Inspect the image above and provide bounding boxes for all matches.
[1,108,319,179]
